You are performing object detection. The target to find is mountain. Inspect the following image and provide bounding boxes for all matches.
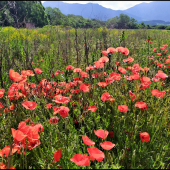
[43,1,142,21]
[138,20,170,25]
[43,1,170,22]
[124,1,170,22]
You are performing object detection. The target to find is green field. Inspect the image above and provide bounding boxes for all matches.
[0,26,169,169]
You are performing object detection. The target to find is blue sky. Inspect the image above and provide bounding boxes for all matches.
[41,1,152,10]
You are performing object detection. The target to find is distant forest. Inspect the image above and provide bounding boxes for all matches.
[1,1,170,30]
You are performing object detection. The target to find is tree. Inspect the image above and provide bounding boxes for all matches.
[0,1,49,28]
[139,22,146,29]
[106,16,118,29]
[117,14,130,29]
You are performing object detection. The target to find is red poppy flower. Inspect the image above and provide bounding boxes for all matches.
[102,51,108,55]
[0,102,3,109]
[9,69,23,82]
[155,72,168,80]
[0,89,5,98]
[129,74,140,80]
[0,145,18,157]
[105,77,114,83]
[153,48,156,52]
[34,68,43,74]
[101,92,110,101]
[70,154,90,166]
[116,46,124,53]
[115,61,120,66]
[107,47,116,53]
[140,76,151,84]
[80,71,89,78]
[100,141,115,150]
[94,61,104,69]
[118,105,129,112]
[162,44,168,47]
[98,82,108,87]
[82,136,95,145]
[54,70,61,76]
[21,70,34,77]
[156,53,161,56]
[110,72,122,81]
[160,47,165,50]
[122,47,129,55]
[53,95,69,104]
[22,101,37,110]
[135,102,147,110]
[11,128,27,142]
[129,90,135,101]
[53,148,62,162]
[88,106,97,112]
[46,103,53,109]
[73,68,82,73]
[109,131,114,138]
[33,124,44,133]
[59,106,69,117]
[140,132,150,143]
[94,129,109,140]
[49,117,59,124]
[151,89,166,98]
[98,56,109,63]
[118,66,127,74]
[80,83,89,93]
[87,147,105,162]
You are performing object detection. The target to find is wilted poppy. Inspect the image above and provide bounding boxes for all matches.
[109,131,114,138]
[70,154,90,166]
[82,136,95,145]
[22,101,37,110]
[140,132,150,143]
[135,102,147,110]
[118,105,129,112]
[87,147,105,162]
[53,148,62,162]
[94,129,109,140]
[100,141,115,150]
[88,106,97,112]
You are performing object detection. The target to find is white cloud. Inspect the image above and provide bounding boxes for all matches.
[41,1,152,10]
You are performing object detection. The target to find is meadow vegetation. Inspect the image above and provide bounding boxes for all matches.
[0,26,169,169]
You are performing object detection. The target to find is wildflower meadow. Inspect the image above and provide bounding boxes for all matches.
[0,26,169,169]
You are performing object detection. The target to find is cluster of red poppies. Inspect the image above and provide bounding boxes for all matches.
[0,118,43,160]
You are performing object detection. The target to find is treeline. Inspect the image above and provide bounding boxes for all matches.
[1,1,170,30]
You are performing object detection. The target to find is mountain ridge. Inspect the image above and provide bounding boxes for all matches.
[43,1,170,23]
